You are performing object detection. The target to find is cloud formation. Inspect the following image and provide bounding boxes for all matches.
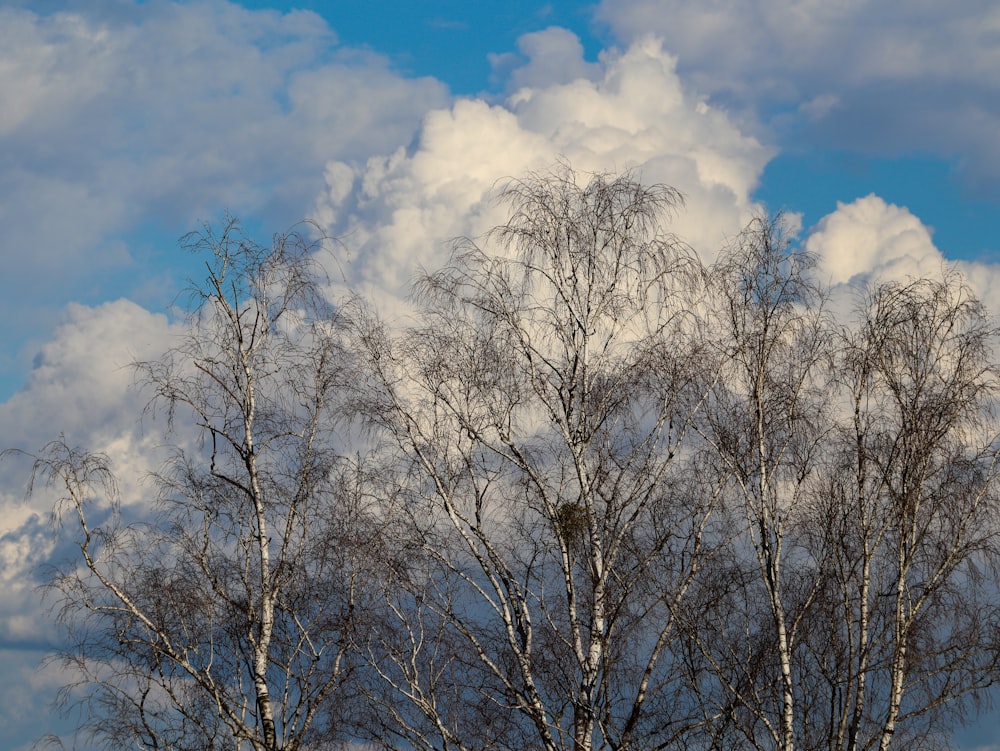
[0,297,185,744]
[798,195,1000,336]
[807,194,943,287]
[0,298,177,627]
[594,0,1000,194]
[314,33,773,308]
[0,1,448,383]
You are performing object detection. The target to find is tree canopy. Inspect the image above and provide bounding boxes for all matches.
[12,168,1000,751]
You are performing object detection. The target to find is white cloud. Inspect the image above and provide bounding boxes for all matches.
[0,302,176,751]
[0,1,448,241]
[314,34,773,310]
[593,0,1000,191]
[3,6,999,745]
[803,195,1000,327]
[0,514,58,649]
[489,26,602,91]
[0,0,459,713]
[596,0,1000,100]
[0,299,176,565]
[0,0,449,387]
[0,298,184,746]
[806,194,943,287]
[1,300,172,448]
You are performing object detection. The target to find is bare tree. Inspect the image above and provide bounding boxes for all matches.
[687,217,1000,751]
[17,218,372,751]
[14,169,1000,751]
[353,168,722,751]
[688,214,833,751]
[798,272,1000,751]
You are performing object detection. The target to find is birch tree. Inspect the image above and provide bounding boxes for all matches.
[354,169,722,751]
[689,215,834,751]
[687,219,1000,751]
[21,219,371,751]
[798,273,1000,751]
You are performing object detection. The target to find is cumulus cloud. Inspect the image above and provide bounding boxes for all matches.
[0,0,448,388]
[1,300,173,451]
[0,2,447,233]
[489,26,602,91]
[806,194,943,287]
[593,0,1000,192]
[803,195,1000,327]
[0,298,182,748]
[0,298,177,592]
[314,34,773,311]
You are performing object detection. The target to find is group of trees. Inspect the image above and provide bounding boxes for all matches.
[15,169,1000,751]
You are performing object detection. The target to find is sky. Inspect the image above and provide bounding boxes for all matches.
[1,1,999,749]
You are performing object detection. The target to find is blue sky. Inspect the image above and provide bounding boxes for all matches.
[1,1,1000,749]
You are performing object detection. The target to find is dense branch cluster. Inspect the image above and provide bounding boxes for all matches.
[14,169,1000,751]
